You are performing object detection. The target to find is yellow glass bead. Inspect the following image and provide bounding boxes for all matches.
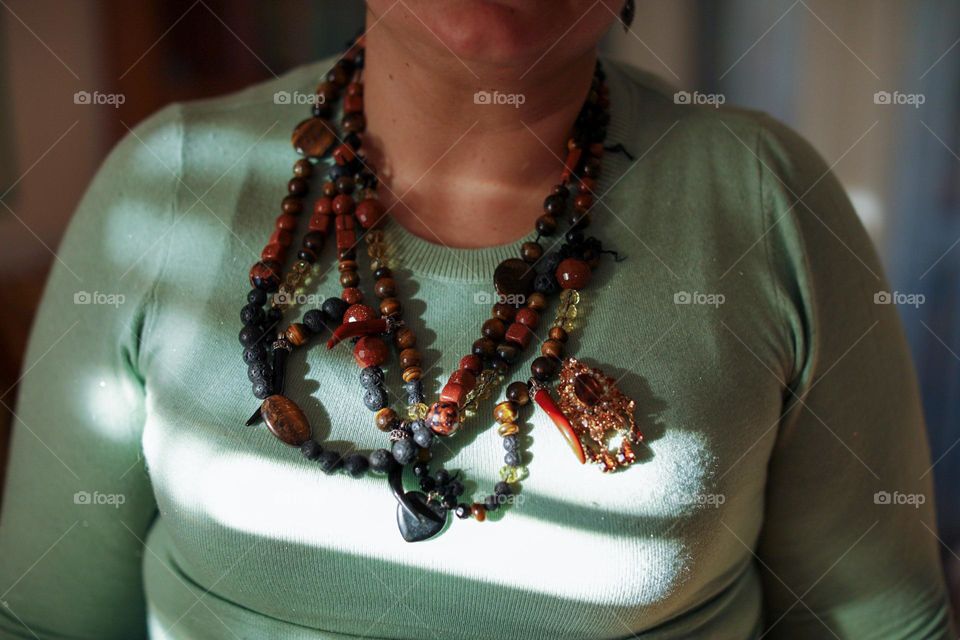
[366,230,385,244]
[497,422,520,436]
[564,305,578,319]
[368,245,386,259]
[493,401,518,424]
[284,273,300,287]
[294,260,310,274]
[562,319,576,332]
[500,465,528,483]
[407,402,429,420]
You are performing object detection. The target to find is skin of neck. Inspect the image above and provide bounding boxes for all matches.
[361,14,600,248]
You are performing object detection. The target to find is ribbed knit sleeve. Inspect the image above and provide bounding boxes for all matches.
[0,104,182,639]
[754,114,955,639]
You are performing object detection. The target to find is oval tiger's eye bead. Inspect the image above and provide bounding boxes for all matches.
[506,381,530,406]
[354,336,389,368]
[341,288,364,305]
[332,194,355,216]
[541,339,564,361]
[440,382,466,406]
[394,327,417,350]
[448,368,476,393]
[402,366,422,382]
[495,342,519,363]
[459,354,483,375]
[374,277,396,299]
[492,303,516,322]
[355,198,386,229]
[285,323,310,347]
[526,292,547,311]
[250,261,282,291]
[399,348,421,369]
[426,401,461,436]
[515,307,539,329]
[261,395,311,446]
[493,401,518,424]
[471,503,487,521]
[379,298,402,317]
[497,422,520,437]
[344,303,376,324]
[481,318,506,341]
[505,322,533,349]
[292,117,336,158]
[375,407,398,432]
[549,326,568,342]
[521,241,543,263]
[555,258,591,289]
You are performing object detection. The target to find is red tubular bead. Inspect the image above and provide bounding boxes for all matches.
[275,213,297,231]
[260,243,284,262]
[346,82,363,97]
[561,148,582,183]
[514,307,539,329]
[440,382,467,406]
[309,212,330,233]
[335,215,355,230]
[448,369,476,393]
[353,336,389,367]
[459,354,483,375]
[314,196,333,216]
[336,228,357,251]
[344,95,364,114]
[268,228,293,248]
[505,322,533,348]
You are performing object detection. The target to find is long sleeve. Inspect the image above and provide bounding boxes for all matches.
[755,114,955,638]
[0,104,182,638]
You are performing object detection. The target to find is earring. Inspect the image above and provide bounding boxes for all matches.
[620,0,635,31]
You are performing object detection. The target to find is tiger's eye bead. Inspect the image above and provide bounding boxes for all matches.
[495,342,519,363]
[402,366,422,382]
[531,356,558,381]
[394,327,417,350]
[261,395,311,446]
[379,298,402,317]
[342,287,364,304]
[375,408,398,432]
[506,381,530,406]
[459,354,483,375]
[541,339,564,361]
[494,401,518,424]
[498,422,520,436]
[285,323,310,346]
[521,242,543,263]
[527,292,547,312]
[339,271,359,287]
[549,326,568,342]
[514,307,539,328]
[471,503,487,521]
[399,348,421,369]
[472,338,496,359]
[374,278,396,299]
[291,117,336,158]
[492,303,516,322]
[344,303,376,323]
[481,318,505,341]
[426,401,461,436]
[555,258,591,289]
[535,214,557,236]
[354,336,389,368]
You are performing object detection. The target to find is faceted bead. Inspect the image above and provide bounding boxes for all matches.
[354,336,389,368]
[261,395,311,446]
[555,258,591,289]
[426,401,461,436]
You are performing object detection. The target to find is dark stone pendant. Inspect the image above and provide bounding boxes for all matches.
[396,492,447,542]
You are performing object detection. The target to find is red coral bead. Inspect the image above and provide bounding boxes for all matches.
[314,197,333,216]
[309,212,330,233]
[275,213,297,231]
[355,198,386,229]
[332,143,356,166]
[459,354,483,375]
[514,307,539,329]
[440,382,466,406]
[449,368,476,393]
[268,228,293,248]
[505,322,533,348]
[343,303,376,324]
[353,336,388,368]
[260,243,284,262]
[555,258,591,289]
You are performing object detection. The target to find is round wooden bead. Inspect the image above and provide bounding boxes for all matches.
[521,242,543,263]
[354,336,389,368]
[426,401,461,436]
[555,258,591,289]
[506,381,530,406]
[288,177,308,196]
[481,318,506,341]
[281,196,303,215]
[549,326,568,342]
[531,356,558,380]
[526,292,547,312]
[399,348,421,369]
[375,408,398,432]
[535,214,557,236]
[261,395,311,446]
[394,328,417,350]
[541,339,564,360]
[374,278,396,299]
[293,158,312,178]
[355,198,386,229]
[344,303,376,323]
[472,338,496,359]
[379,298,402,317]
[292,117,336,158]
[339,271,359,288]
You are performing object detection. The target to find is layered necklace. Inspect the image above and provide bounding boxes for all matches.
[239,36,645,542]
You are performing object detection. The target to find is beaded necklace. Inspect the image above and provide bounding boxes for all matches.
[239,35,638,542]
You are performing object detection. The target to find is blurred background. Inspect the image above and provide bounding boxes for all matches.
[0,0,957,614]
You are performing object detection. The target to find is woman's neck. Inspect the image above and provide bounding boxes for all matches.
[361,22,599,248]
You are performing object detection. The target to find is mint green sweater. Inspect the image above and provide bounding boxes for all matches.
[0,55,953,639]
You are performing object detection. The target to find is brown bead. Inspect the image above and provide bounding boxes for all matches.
[261,395,311,446]
[506,381,530,406]
[449,368,476,393]
[394,328,417,350]
[574,373,605,406]
[494,258,535,296]
[535,214,557,236]
[481,318,506,341]
[293,158,312,178]
[379,298,402,317]
[303,231,324,253]
[332,194,354,216]
[344,303,376,323]
[249,261,281,291]
[471,503,487,521]
[375,408,398,432]
[316,81,339,103]
[282,196,303,215]
[531,356,557,381]
[338,259,358,272]
[472,338,496,359]
[549,326,568,342]
[356,198,386,229]
[555,258,591,289]
[495,342,519,363]
[505,322,532,349]
[288,177,308,196]
[515,307,539,329]
[353,336,389,368]
[285,323,310,347]
[459,354,483,375]
[342,112,366,133]
[521,241,543,263]
[374,277,396,299]
[339,271,359,287]
[402,366,422,382]
[342,287,364,305]
[322,181,338,197]
[440,382,466,406]
[399,348,421,369]
[426,401,461,436]
[493,401,518,424]
[291,117,336,158]
[541,339,564,361]
[527,292,547,312]
[275,213,297,231]
[573,193,593,213]
[492,303,516,322]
